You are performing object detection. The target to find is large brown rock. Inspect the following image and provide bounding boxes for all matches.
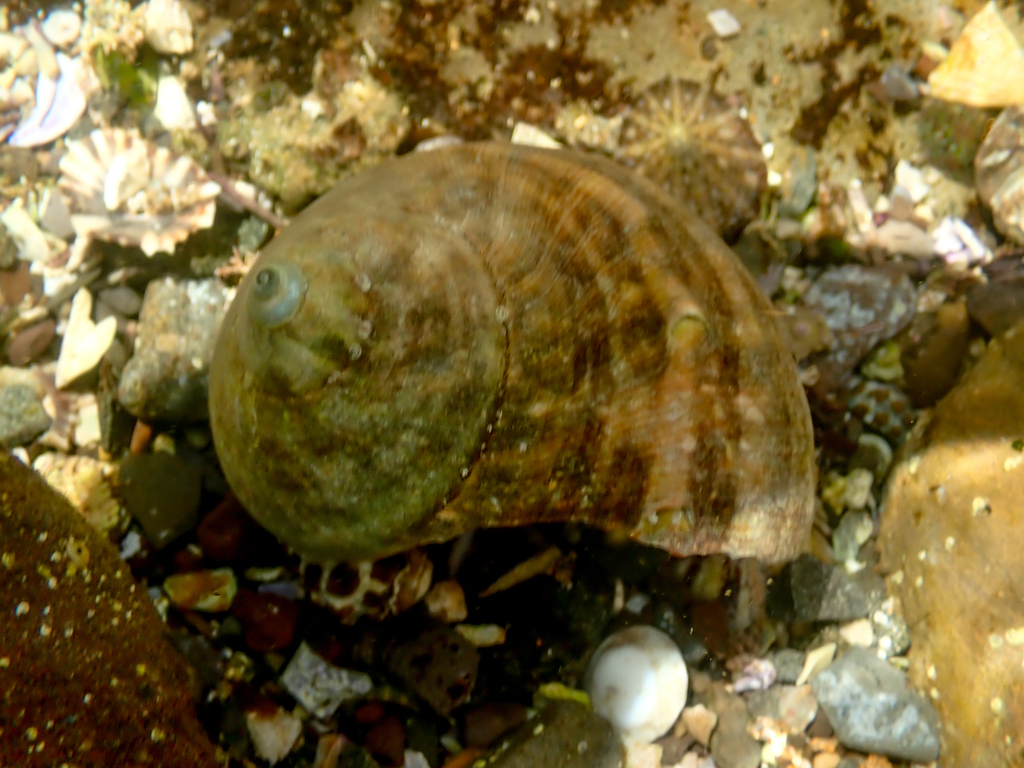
[878,320,1024,767]
[0,453,218,768]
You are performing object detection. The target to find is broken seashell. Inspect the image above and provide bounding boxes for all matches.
[153,74,197,131]
[58,128,220,256]
[0,203,51,261]
[927,1,1024,108]
[21,21,59,80]
[7,53,87,147]
[6,66,57,146]
[32,452,126,534]
[143,0,193,55]
[55,287,118,389]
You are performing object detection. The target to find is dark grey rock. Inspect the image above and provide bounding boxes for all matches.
[0,367,50,448]
[767,554,885,622]
[118,452,203,549]
[779,146,816,217]
[803,265,917,389]
[745,685,817,733]
[810,648,941,762]
[768,648,805,684]
[118,278,229,423]
[708,688,761,768]
[880,64,921,102]
[488,700,623,768]
[967,276,1024,337]
[98,286,143,316]
[388,623,480,717]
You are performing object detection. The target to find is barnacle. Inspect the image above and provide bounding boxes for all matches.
[57,128,220,256]
[619,75,767,239]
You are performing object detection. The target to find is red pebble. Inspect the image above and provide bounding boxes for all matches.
[355,701,386,724]
[231,588,299,652]
[197,495,278,565]
[364,715,405,767]
[5,318,55,365]
[171,544,205,573]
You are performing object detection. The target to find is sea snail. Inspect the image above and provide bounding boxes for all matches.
[209,142,815,565]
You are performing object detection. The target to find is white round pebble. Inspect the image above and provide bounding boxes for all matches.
[587,625,688,744]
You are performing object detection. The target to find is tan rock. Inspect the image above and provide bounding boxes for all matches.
[680,704,717,746]
[423,579,468,623]
[878,319,1024,767]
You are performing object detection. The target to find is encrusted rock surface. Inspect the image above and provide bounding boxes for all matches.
[0,453,218,768]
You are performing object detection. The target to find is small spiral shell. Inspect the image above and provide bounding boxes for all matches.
[209,142,815,565]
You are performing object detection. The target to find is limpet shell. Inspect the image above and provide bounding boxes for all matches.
[209,142,815,565]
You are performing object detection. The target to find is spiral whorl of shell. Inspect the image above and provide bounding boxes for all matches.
[209,143,815,564]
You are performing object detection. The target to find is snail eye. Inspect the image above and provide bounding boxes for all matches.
[248,263,307,328]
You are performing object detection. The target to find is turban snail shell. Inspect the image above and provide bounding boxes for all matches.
[209,142,815,566]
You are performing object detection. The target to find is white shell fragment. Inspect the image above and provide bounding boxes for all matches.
[0,204,51,261]
[932,216,992,267]
[280,642,373,719]
[587,625,688,745]
[143,0,194,55]
[510,121,562,148]
[7,67,58,147]
[55,288,118,389]
[58,128,220,256]
[245,708,302,766]
[707,9,741,38]
[153,74,197,131]
[8,53,88,148]
[795,642,837,686]
[927,1,1024,107]
[893,160,929,204]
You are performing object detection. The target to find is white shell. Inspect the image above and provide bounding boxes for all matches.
[587,625,688,744]
[143,0,193,55]
[57,128,220,256]
[927,1,1024,108]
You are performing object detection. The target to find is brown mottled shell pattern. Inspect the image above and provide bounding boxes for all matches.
[209,142,815,566]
